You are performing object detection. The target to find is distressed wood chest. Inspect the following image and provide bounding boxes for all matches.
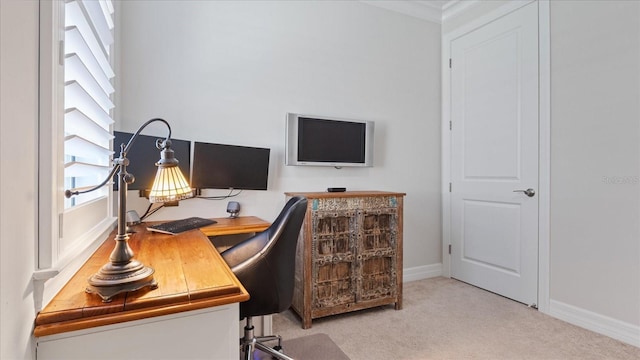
[285,191,405,328]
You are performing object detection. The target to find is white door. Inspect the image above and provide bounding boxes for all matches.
[450,1,539,306]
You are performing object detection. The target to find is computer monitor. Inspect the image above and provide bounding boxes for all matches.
[113,131,191,191]
[191,142,270,191]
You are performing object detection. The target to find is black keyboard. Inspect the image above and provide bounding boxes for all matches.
[147,217,217,235]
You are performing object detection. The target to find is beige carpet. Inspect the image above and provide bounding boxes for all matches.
[273,277,640,360]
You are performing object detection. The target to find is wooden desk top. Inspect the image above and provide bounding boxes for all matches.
[200,216,270,237]
[33,217,268,337]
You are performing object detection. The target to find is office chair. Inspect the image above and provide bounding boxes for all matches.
[221,196,307,360]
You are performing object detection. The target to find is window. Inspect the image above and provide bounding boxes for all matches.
[37,0,116,276]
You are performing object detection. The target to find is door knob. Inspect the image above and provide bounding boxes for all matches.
[513,188,535,197]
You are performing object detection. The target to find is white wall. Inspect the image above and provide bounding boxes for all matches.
[548,0,639,329]
[117,0,443,271]
[0,1,39,359]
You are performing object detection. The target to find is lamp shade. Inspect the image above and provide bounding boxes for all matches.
[149,164,193,203]
[148,139,193,203]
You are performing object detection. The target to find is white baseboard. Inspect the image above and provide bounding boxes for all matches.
[403,263,443,282]
[549,299,640,347]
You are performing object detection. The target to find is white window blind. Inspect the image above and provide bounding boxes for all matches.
[64,0,114,208]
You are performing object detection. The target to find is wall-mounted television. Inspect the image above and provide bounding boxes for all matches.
[113,131,191,191]
[285,113,374,167]
[191,142,270,190]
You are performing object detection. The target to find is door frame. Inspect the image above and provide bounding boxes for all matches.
[441,0,551,313]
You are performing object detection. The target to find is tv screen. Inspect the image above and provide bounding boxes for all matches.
[191,142,270,190]
[113,131,191,191]
[285,113,374,167]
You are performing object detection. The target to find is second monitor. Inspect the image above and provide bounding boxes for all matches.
[191,142,270,191]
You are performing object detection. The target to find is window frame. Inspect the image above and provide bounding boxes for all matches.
[35,0,116,308]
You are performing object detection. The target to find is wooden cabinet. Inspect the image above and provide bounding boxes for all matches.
[285,191,405,329]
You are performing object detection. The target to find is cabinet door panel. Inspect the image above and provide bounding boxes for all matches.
[316,215,353,256]
[357,207,398,302]
[315,261,355,307]
[359,255,396,301]
[361,212,395,251]
[312,211,357,309]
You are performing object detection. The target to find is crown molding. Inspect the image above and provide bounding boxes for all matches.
[360,0,444,24]
[359,0,484,24]
[442,0,480,21]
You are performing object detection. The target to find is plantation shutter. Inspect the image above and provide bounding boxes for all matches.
[59,0,115,258]
[63,0,114,208]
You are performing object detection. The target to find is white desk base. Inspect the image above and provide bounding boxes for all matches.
[37,304,239,360]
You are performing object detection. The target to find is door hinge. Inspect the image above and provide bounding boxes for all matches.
[449,182,452,192]
[449,121,452,130]
[59,40,65,66]
[58,213,64,238]
[449,58,452,68]
[448,244,452,254]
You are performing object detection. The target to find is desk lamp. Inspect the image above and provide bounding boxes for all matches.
[65,118,193,302]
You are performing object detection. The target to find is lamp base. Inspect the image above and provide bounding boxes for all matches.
[86,260,157,302]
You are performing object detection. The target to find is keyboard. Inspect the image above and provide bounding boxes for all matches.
[147,217,217,235]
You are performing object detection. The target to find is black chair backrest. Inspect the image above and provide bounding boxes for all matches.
[221,196,307,319]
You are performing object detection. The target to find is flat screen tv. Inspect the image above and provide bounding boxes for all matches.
[113,131,191,191]
[191,142,270,190]
[285,113,374,167]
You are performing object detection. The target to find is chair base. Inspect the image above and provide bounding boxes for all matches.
[241,317,294,360]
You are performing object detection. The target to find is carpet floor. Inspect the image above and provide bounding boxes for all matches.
[272,277,640,360]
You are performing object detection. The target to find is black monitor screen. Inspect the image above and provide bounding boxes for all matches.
[191,142,270,190]
[113,131,191,191]
[298,117,366,163]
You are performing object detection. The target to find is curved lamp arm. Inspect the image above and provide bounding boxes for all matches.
[121,118,172,157]
[65,118,172,198]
